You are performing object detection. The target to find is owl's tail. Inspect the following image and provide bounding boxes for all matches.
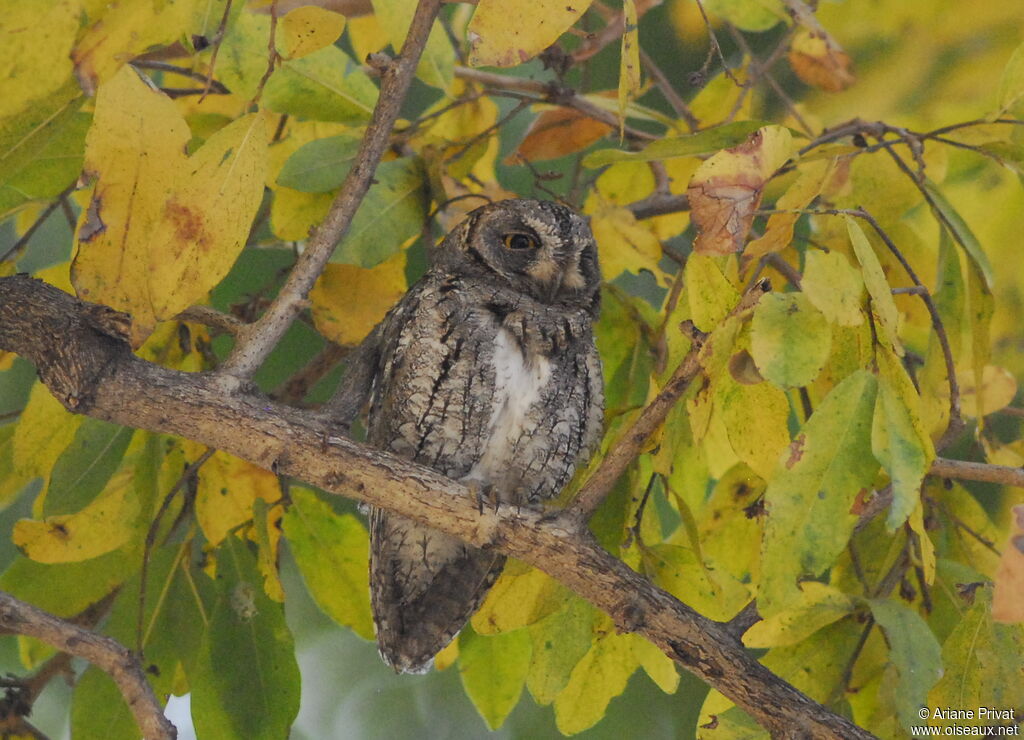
[369,508,505,674]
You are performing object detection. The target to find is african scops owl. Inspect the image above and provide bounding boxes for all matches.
[359,199,604,673]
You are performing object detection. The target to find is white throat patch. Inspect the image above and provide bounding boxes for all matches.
[465,328,551,485]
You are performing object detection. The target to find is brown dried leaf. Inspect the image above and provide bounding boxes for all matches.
[686,126,794,255]
[788,28,855,93]
[993,504,1024,623]
[509,108,613,163]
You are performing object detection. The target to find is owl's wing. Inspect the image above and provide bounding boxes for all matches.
[366,277,505,673]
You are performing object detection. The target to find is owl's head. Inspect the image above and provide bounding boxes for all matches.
[435,199,601,313]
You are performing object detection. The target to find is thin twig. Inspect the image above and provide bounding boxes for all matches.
[0,186,76,263]
[930,457,1024,488]
[250,0,281,107]
[0,591,176,740]
[176,305,245,335]
[199,0,234,102]
[221,0,446,378]
[272,341,349,403]
[131,60,229,94]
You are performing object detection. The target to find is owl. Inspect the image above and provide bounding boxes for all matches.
[352,199,605,674]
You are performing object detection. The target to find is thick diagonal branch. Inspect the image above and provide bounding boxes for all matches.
[0,274,874,739]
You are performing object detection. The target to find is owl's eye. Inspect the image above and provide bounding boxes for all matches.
[502,232,538,251]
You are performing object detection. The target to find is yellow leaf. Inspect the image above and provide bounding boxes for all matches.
[471,563,568,635]
[147,112,269,320]
[717,376,791,481]
[846,216,903,357]
[685,254,740,332]
[993,504,1024,623]
[687,126,794,255]
[589,206,664,282]
[468,0,593,68]
[195,452,281,546]
[310,251,406,346]
[72,0,206,92]
[72,67,268,344]
[801,250,864,327]
[958,365,1017,419]
[347,13,390,62]
[747,159,834,258]
[630,634,678,694]
[434,637,460,671]
[281,486,374,640]
[13,468,138,564]
[787,27,855,93]
[743,582,854,648]
[0,0,78,120]
[12,382,82,480]
[279,6,346,59]
[617,0,641,135]
[553,631,637,735]
[250,499,285,602]
[907,501,935,587]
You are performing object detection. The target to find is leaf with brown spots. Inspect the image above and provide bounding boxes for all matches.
[468,0,594,67]
[71,66,268,344]
[687,126,794,255]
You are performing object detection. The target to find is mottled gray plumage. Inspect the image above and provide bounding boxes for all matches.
[355,199,604,673]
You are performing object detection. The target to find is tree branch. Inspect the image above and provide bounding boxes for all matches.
[0,273,875,739]
[220,0,444,378]
[0,590,175,740]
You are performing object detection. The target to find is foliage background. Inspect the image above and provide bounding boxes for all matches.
[1,0,1023,737]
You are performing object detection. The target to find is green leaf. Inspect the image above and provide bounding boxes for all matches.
[750,292,832,388]
[42,418,134,516]
[553,631,639,735]
[70,546,187,740]
[0,549,134,616]
[872,349,934,531]
[527,597,598,705]
[595,288,653,412]
[459,627,531,730]
[190,536,300,740]
[331,158,427,267]
[743,582,854,648]
[71,667,140,740]
[760,370,879,615]
[846,216,903,355]
[923,183,994,290]
[276,133,363,192]
[583,120,770,168]
[281,486,374,640]
[995,40,1024,118]
[0,80,88,218]
[869,599,943,731]
[801,250,864,327]
[702,0,787,32]
[219,11,376,123]
[929,587,1024,728]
